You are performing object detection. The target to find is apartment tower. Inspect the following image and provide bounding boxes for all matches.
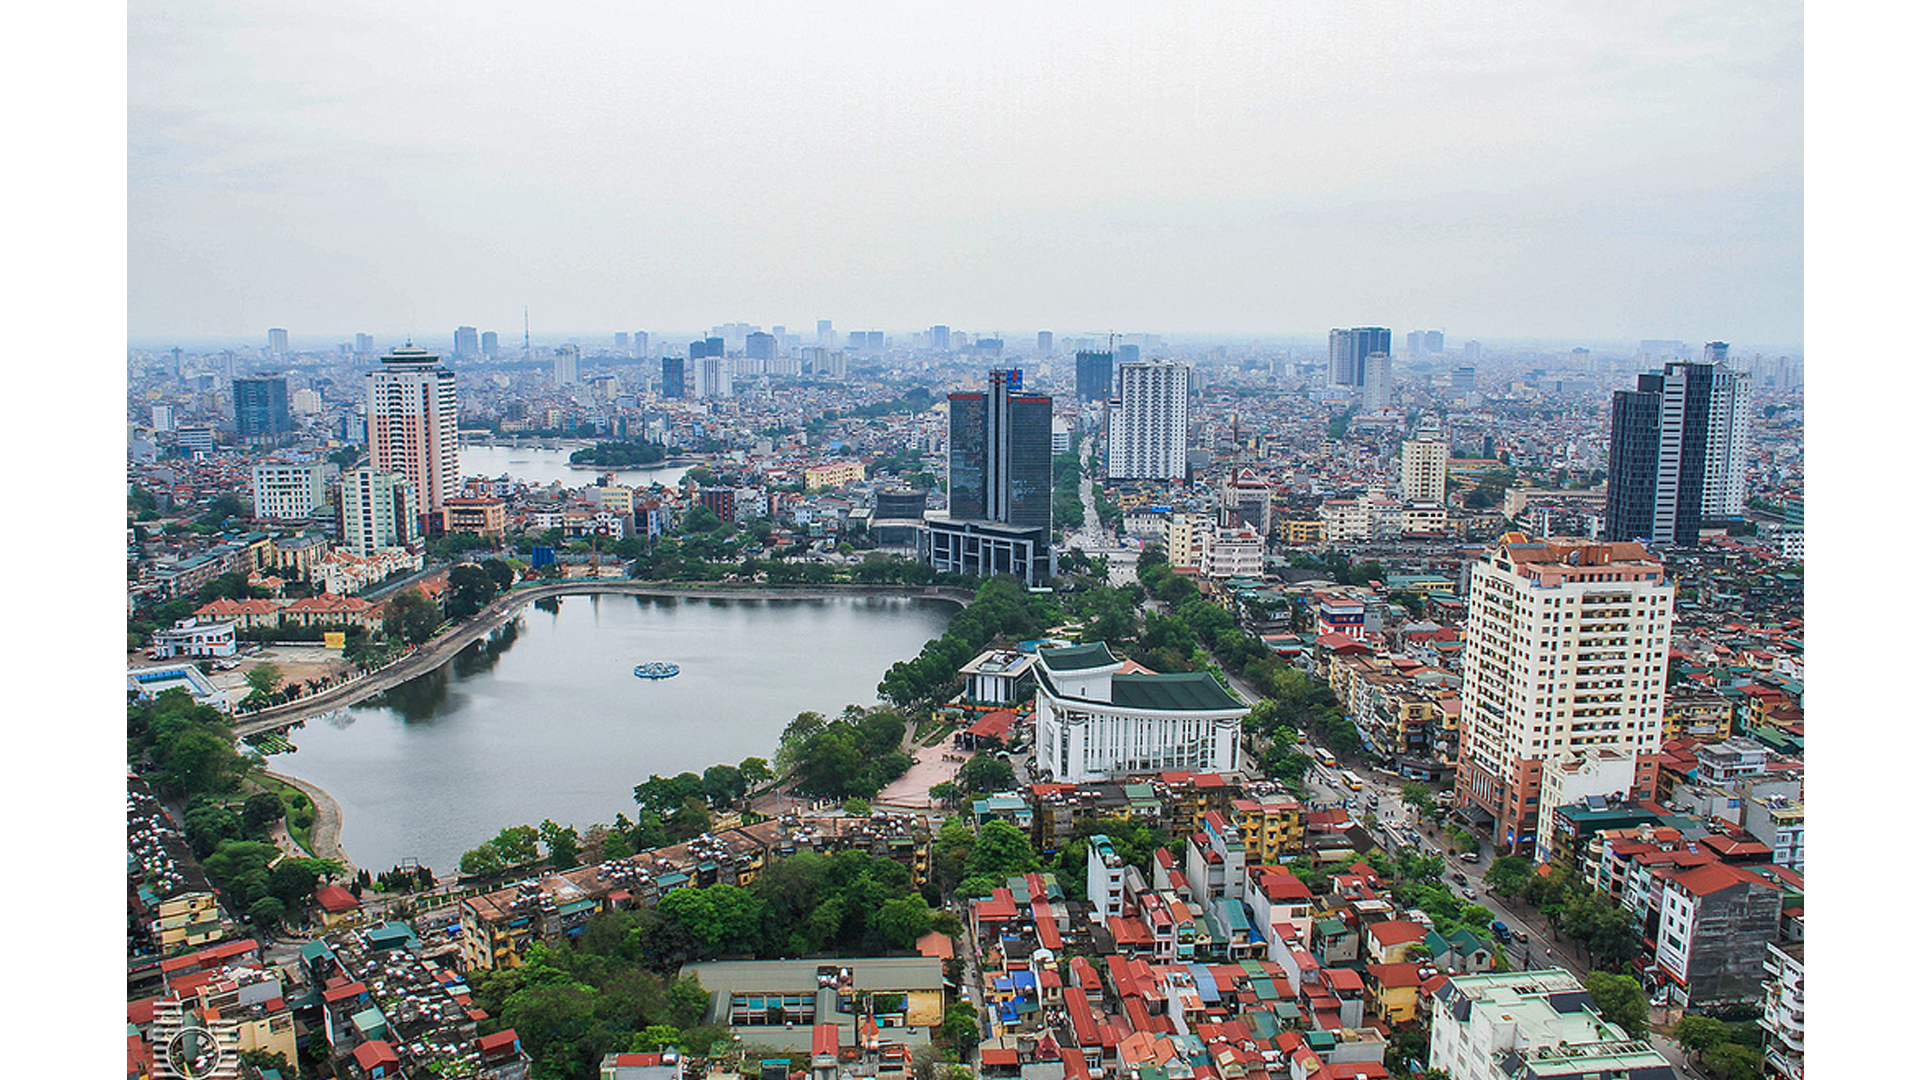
[1454,534,1673,854]
[366,344,458,535]
[1106,360,1190,481]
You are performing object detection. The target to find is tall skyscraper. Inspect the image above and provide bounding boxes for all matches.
[1037,331,1053,356]
[1074,350,1113,403]
[341,467,421,557]
[745,331,777,361]
[454,326,479,360]
[233,376,292,441]
[354,333,374,357]
[1106,361,1190,481]
[661,356,687,399]
[1605,358,1747,546]
[267,328,289,356]
[930,325,952,351]
[816,320,835,348]
[1401,423,1448,505]
[633,331,649,358]
[614,331,630,352]
[553,344,580,385]
[1117,343,1141,366]
[1454,535,1673,854]
[367,343,457,535]
[1327,327,1390,387]
[694,355,732,399]
[169,347,183,381]
[480,331,499,359]
[923,369,1053,584]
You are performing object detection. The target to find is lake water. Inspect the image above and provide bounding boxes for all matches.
[460,442,694,489]
[281,593,954,873]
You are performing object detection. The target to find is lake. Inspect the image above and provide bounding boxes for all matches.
[460,442,694,489]
[281,592,954,873]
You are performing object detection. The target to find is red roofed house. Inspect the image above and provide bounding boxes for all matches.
[351,1039,401,1079]
[313,884,363,928]
[1364,920,1429,965]
[1365,962,1427,1023]
[1652,861,1784,1008]
[811,1023,843,1080]
[601,1049,687,1080]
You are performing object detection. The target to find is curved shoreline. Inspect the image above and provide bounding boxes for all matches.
[237,580,968,869]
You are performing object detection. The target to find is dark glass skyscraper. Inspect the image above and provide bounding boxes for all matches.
[1328,327,1391,387]
[233,376,291,440]
[947,369,1051,530]
[1075,351,1114,403]
[661,356,687,399]
[1606,362,1714,546]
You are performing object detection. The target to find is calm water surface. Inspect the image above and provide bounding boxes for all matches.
[460,443,694,489]
[284,594,953,873]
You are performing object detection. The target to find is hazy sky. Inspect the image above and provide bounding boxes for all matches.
[129,1,1802,348]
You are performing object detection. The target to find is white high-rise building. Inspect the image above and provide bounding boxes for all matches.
[1428,970,1677,1080]
[694,355,732,399]
[1362,351,1393,411]
[1454,534,1673,855]
[340,468,420,557]
[1702,365,1752,520]
[1401,424,1448,505]
[367,344,457,534]
[1106,361,1189,480]
[553,344,580,386]
[251,460,334,521]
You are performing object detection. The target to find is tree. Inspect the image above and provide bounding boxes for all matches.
[1582,971,1650,1039]
[1675,1015,1730,1058]
[939,999,980,1059]
[244,662,283,699]
[956,754,1017,795]
[540,820,581,870]
[968,820,1040,881]
[481,558,516,591]
[1484,855,1534,899]
[875,894,937,949]
[461,844,507,877]
[242,790,287,834]
[249,895,287,928]
[1701,1043,1764,1080]
[445,563,501,622]
[384,588,439,644]
[657,884,766,957]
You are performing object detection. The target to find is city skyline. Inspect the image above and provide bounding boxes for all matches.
[130,2,1801,344]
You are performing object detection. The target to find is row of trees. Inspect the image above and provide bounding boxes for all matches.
[569,440,669,467]
[777,708,914,800]
[1054,450,1086,532]
[459,821,585,877]
[877,576,1059,709]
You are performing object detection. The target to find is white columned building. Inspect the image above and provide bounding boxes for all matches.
[1033,642,1248,783]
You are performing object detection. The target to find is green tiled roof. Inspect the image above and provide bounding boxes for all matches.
[1110,672,1245,712]
[1040,643,1119,671]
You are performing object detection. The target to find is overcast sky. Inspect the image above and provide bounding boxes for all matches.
[128,1,1802,349]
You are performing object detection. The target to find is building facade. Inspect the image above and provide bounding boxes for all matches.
[341,468,421,557]
[1454,535,1672,855]
[1032,642,1248,783]
[367,344,458,534]
[233,376,292,441]
[1401,426,1449,505]
[1428,969,1676,1080]
[1106,361,1189,481]
[924,368,1054,585]
[1075,350,1113,403]
[1328,327,1390,388]
[1606,357,1749,546]
[251,460,333,520]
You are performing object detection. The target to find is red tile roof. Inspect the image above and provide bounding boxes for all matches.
[314,884,361,913]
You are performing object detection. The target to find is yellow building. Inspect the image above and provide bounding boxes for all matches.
[1232,796,1306,862]
[1276,518,1323,546]
[1663,687,1738,743]
[805,460,868,491]
[154,892,224,952]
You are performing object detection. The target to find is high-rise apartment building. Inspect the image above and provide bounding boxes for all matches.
[633,331,649,358]
[694,355,732,400]
[480,331,499,359]
[1074,351,1113,403]
[1605,357,1748,546]
[267,328,289,355]
[661,356,687,400]
[745,331,777,361]
[340,468,420,557]
[553,344,580,386]
[922,369,1053,585]
[1361,350,1393,411]
[252,460,333,521]
[1037,331,1053,356]
[1106,361,1189,481]
[454,326,479,360]
[930,325,951,351]
[366,344,457,535]
[233,376,292,441]
[1401,424,1448,505]
[816,320,835,348]
[355,333,374,357]
[1454,535,1673,854]
[614,331,629,352]
[1328,327,1390,388]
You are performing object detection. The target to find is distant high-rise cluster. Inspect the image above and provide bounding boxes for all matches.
[1405,329,1444,359]
[1605,347,1751,547]
[1328,326,1390,388]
